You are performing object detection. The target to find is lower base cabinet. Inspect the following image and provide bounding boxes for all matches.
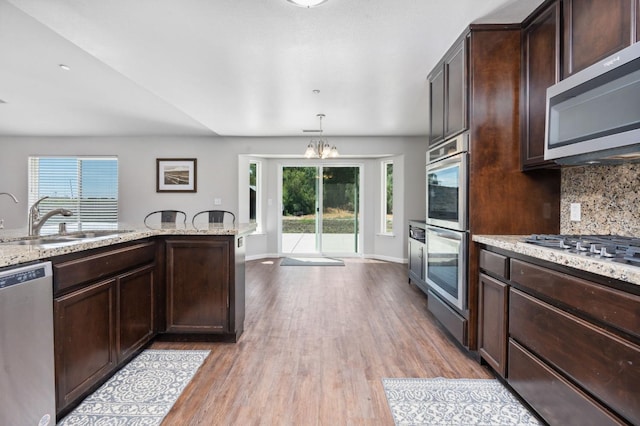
[163,235,245,341]
[54,279,117,412]
[477,245,640,425]
[478,273,508,377]
[53,241,156,417]
[165,239,230,333]
[508,339,624,426]
[116,265,155,361]
[52,234,247,418]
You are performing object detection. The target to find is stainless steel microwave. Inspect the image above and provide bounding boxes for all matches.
[544,42,640,165]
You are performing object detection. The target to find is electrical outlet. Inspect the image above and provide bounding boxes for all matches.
[570,203,581,221]
[214,198,222,205]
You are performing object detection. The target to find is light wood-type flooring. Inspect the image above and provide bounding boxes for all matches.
[152,258,492,425]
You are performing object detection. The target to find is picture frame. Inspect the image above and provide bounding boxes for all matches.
[156,158,197,192]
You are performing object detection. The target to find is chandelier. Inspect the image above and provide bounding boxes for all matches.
[286,0,329,8]
[304,114,339,159]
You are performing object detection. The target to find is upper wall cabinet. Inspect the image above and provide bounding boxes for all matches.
[428,35,469,147]
[562,0,635,79]
[521,0,560,169]
[429,66,445,145]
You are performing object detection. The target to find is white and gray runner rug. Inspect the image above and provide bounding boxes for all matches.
[58,349,210,426]
[382,378,542,426]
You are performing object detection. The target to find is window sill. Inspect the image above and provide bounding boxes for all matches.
[376,233,395,237]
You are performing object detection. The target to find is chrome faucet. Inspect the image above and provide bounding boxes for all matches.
[28,196,73,236]
[0,192,19,229]
[0,192,19,203]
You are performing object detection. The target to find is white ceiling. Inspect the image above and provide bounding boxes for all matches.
[0,0,543,137]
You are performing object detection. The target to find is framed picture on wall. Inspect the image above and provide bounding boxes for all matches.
[156,158,197,192]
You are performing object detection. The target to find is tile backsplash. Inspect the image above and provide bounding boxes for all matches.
[561,163,640,236]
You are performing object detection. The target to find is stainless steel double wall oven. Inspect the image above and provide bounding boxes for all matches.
[425,133,468,312]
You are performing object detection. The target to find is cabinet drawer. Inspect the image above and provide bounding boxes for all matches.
[509,288,640,425]
[508,339,624,426]
[54,241,156,293]
[510,259,640,339]
[479,249,508,279]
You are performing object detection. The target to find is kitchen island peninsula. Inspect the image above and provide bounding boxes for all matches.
[0,222,255,418]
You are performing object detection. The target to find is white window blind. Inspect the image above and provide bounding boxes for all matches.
[28,156,119,233]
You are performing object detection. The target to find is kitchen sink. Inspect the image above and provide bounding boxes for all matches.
[0,230,134,247]
[63,230,133,239]
[2,237,75,246]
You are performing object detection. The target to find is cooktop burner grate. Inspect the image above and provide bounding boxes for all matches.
[524,234,640,266]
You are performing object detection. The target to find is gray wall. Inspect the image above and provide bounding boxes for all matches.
[0,135,427,261]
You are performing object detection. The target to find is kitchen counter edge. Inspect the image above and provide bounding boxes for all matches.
[473,235,640,286]
[0,223,257,269]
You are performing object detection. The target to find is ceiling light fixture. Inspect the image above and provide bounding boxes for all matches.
[286,0,329,8]
[59,64,71,71]
[304,114,339,159]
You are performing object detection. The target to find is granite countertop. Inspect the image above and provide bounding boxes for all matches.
[0,222,257,268]
[473,235,640,286]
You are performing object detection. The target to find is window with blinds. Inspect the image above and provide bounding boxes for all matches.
[28,156,118,233]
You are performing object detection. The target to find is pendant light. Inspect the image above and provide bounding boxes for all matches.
[286,0,329,8]
[304,114,339,159]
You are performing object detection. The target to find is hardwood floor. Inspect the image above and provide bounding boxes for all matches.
[153,258,492,425]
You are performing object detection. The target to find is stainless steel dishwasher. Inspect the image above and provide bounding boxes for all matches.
[0,261,56,426]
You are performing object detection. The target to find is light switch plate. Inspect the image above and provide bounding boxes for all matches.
[570,203,581,221]
[214,198,222,205]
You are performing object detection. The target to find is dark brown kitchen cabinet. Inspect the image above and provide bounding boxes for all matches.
[54,278,116,413]
[475,244,639,425]
[165,238,229,333]
[429,66,445,146]
[116,264,155,361]
[562,0,635,79]
[521,0,560,169]
[52,241,157,417]
[164,235,245,340]
[510,288,638,425]
[425,25,560,351]
[428,36,468,146]
[478,273,508,377]
[444,39,467,139]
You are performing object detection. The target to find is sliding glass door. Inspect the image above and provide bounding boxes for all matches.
[281,165,360,255]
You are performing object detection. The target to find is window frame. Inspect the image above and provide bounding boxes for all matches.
[249,159,262,233]
[381,159,394,235]
[28,156,119,234]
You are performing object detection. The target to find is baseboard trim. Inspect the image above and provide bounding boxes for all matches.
[246,253,407,264]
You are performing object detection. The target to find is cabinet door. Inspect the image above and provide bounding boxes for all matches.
[521,1,559,169]
[166,239,230,333]
[562,0,633,78]
[117,264,155,362]
[54,279,116,412]
[444,38,467,139]
[478,273,508,377]
[408,239,424,280]
[429,65,445,146]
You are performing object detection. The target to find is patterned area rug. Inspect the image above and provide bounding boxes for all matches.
[58,349,210,425]
[382,378,542,426]
[280,257,345,266]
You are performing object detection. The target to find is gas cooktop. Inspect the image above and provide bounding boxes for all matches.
[524,234,640,266]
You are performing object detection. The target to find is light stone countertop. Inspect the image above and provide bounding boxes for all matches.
[0,222,257,269]
[473,235,640,286]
